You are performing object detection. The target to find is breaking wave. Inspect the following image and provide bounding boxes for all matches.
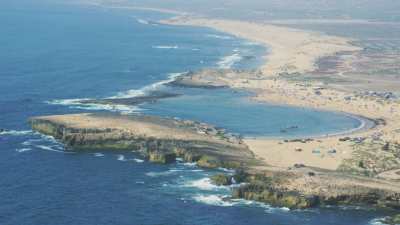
[47,98,142,114]
[111,72,184,99]
[46,72,184,114]
[34,144,67,153]
[15,148,32,153]
[0,130,33,136]
[133,158,144,163]
[217,52,242,69]
[94,153,105,157]
[152,45,179,49]
[137,19,149,25]
[117,154,126,161]
[193,194,234,207]
[369,218,386,225]
[184,178,228,191]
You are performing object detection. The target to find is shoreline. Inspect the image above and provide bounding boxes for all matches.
[24,4,400,213]
[160,16,400,172]
[244,111,376,141]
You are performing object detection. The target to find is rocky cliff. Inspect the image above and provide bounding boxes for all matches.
[30,113,256,167]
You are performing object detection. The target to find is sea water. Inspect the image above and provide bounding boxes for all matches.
[0,1,391,224]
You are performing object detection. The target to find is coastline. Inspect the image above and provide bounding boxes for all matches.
[22,4,400,214]
[161,16,400,172]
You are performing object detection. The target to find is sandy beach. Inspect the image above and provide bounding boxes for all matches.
[163,16,400,174]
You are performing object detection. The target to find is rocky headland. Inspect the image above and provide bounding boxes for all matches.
[30,113,400,211]
[30,113,255,167]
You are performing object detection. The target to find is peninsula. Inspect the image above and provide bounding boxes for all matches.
[30,5,400,215]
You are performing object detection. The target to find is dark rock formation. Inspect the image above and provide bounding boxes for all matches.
[211,174,232,186]
[148,150,176,164]
[29,113,256,169]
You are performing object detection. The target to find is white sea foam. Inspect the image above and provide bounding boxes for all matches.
[369,218,386,225]
[94,153,104,157]
[152,45,179,49]
[217,53,242,69]
[117,154,126,161]
[206,34,233,40]
[137,19,149,25]
[0,130,33,136]
[133,158,144,163]
[146,170,176,177]
[47,98,142,114]
[34,144,66,153]
[193,194,234,207]
[16,148,32,153]
[230,198,290,212]
[110,72,184,99]
[184,178,228,191]
[182,162,197,167]
[47,72,183,114]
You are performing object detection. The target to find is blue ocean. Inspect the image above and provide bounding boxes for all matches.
[0,1,390,224]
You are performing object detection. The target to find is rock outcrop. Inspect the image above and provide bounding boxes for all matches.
[214,169,400,210]
[30,113,400,210]
[29,113,256,168]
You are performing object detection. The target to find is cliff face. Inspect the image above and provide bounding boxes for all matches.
[213,170,400,210]
[30,113,256,168]
[30,113,400,210]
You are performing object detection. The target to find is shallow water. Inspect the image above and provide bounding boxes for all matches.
[143,87,362,137]
[0,1,392,224]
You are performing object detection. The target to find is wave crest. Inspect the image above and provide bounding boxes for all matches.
[217,52,242,69]
[193,194,234,207]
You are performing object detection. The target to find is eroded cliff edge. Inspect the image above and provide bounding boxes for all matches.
[30,113,400,210]
[30,113,256,167]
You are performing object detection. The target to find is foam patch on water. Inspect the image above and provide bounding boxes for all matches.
[184,178,228,191]
[182,162,197,167]
[47,99,142,114]
[133,158,144,163]
[94,153,104,157]
[152,45,179,49]
[117,154,126,161]
[369,218,386,225]
[47,72,184,114]
[192,194,234,207]
[230,198,290,213]
[0,130,33,136]
[217,52,242,69]
[110,72,184,99]
[146,170,177,177]
[136,19,149,25]
[34,144,67,153]
[15,148,32,153]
